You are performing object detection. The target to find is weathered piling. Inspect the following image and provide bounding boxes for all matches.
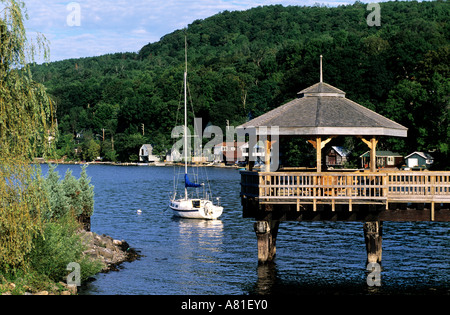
[363,221,383,264]
[254,220,279,264]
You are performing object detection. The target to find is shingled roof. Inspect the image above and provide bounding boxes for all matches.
[238,81,408,138]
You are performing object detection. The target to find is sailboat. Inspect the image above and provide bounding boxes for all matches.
[169,38,223,220]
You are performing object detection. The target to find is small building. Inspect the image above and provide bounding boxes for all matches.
[139,144,159,162]
[325,146,350,168]
[404,151,434,169]
[165,147,181,162]
[213,141,245,165]
[360,150,403,169]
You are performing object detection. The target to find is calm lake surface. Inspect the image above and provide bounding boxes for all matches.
[41,164,449,295]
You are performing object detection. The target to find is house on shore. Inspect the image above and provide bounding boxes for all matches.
[404,151,434,170]
[360,150,403,169]
[325,146,350,168]
[139,144,160,163]
[165,148,181,162]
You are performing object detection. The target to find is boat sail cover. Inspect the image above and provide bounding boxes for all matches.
[185,174,202,188]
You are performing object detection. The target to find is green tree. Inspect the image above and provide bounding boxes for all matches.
[116,132,146,162]
[78,165,94,218]
[42,164,69,221]
[83,138,101,161]
[62,169,83,217]
[0,0,53,274]
[55,133,76,159]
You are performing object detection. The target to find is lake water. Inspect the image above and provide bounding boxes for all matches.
[41,164,449,295]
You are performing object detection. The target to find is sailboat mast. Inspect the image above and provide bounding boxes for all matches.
[184,36,188,199]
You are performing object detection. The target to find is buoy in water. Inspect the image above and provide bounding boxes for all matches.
[137,209,142,215]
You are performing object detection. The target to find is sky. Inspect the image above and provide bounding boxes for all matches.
[19,0,383,62]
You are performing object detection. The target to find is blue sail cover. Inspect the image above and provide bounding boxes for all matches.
[185,174,202,188]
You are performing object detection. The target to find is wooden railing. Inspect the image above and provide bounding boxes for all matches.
[241,171,450,209]
[386,172,450,202]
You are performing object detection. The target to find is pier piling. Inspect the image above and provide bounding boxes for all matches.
[363,221,383,264]
[254,220,280,264]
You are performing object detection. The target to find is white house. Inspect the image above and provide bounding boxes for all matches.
[139,144,160,162]
[165,147,181,162]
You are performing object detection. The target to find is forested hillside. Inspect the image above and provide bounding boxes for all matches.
[31,1,449,168]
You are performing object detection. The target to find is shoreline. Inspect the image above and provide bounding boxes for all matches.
[79,230,141,273]
[35,159,244,169]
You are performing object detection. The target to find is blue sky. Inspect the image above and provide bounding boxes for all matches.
[21,0,382,62]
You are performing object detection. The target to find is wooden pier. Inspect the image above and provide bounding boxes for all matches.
[237,57,449,266]
[241,169,450,263]
[241,170,450,221]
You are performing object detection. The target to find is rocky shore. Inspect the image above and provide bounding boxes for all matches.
[1,231,140,295]
[79,230,141,272]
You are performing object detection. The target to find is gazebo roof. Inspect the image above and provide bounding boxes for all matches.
[238,81,408,138]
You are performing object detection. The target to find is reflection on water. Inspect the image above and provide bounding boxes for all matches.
[40,165,449,295]
[254,263,278,295]
[175,218,224,277]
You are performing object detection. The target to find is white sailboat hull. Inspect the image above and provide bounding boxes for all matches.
[169,198,223,220]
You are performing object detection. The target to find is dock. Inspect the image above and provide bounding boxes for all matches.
[241,169,450,265]
[241,170,450,221]
[237,56,450,266]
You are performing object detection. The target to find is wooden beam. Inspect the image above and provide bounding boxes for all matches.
[358,136,378,172]
[308,136,335,173]
[307,139,317,149]
[308,136,334,150]
[320,136,334,149]
[316,137,322,172]
[370,137,377,172]
[264,135,271,172]
[359,137,372,149]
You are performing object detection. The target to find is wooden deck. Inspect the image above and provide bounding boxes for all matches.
[241,170,450,221]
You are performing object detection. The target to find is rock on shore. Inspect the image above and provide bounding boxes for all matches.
[79,230,140,272]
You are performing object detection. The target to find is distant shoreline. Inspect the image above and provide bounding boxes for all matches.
[34,159,243,169]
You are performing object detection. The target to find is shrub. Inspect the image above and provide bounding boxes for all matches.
[28,214,103,283]
[42,164,94,222]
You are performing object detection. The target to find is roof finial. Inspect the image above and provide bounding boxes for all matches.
[320,55,323,83]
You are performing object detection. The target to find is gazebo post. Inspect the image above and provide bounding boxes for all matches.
[308,136,334,172]
[359,136,379,172]
[370,137,378,172]
[265,135,271,172]
[315,137,322,172]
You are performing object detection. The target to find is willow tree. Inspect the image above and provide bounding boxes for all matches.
[0,0,55,273]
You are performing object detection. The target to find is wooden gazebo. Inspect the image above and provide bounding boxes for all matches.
[238,56,407,172]
[238,57,450,266]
